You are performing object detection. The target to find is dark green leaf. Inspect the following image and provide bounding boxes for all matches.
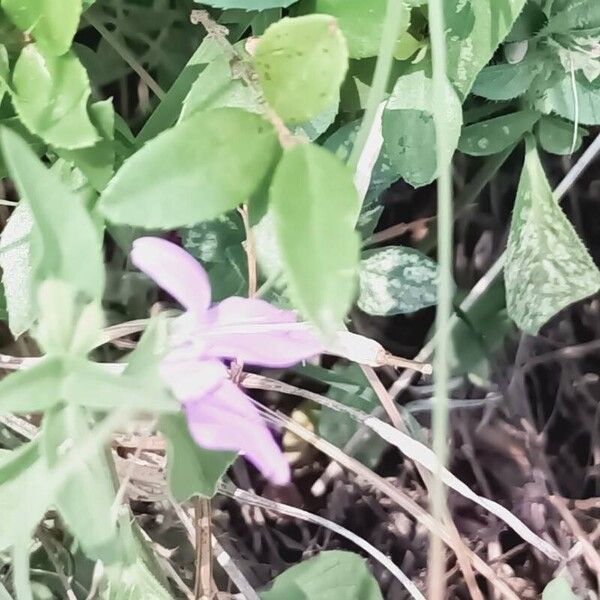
[545,0,600,35]
[472,62,538,101]
[42,405,118,560]
[260,550,383,600]
[160,413,235,501]
[542,577,580,600]
[2,0,81,56]
[0,128,105,302]
[195,0,298,8]
[505,139,600,334]
[270,143,360,333]
[99,108,281,228]
[182,212,245,264]
[458,110,540,156]
[253,15,348,123]
[544,73,600,126]
[358,246,438,316]
[537,115,586,155]
[505,2,547,42]
[11,45,99,149]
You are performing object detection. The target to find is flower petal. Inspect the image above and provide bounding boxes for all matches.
[160,358,227,402]
[184,380,290,485]
[204,297,322,367]
[131,237,211,313]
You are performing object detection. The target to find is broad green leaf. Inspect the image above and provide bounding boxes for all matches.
[182,212,245,264]
[542,577,580,600]
[444,0,475,40]
[537,115,586,155]
[0,128,105,302]
[270,143,360,333]
[472,62,538,101]
[98,108,281,228]
[207,245,250,301]
[383,71,462,188]
[11,45,100,149]
[180,52,261,121]
[545,0,600,35]
[160,413,236,501]
[104,560,173,600]
[58,99,116,191]
[253,15,348,123]
[0,357,62,414]
[291,101,339,141]
[2,0,81,56]
[458,110,540,156]
[358,246,438,316]
[42,405,118,560]
[505,2,547,42]
[0,44,7,104]
[446,0,527,99]
[318,364,386,469]
[0,442,51,551]
[296,0,409,59]
[0,202,34,337]
[544,73,600,126]
[505,140,600,334]
[260,550,383,600]
[195,0,297,7]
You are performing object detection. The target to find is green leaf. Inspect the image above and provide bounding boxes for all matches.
[0,44,8,104]
[11,45,100,149]
[383,71,462,188]
[195,0,298,8]
[446,0,527,99]
[0,128,105,303]
[180,52,261,121]
[0,202,34,337]
[358,246,438,317]
[542,577,580,600]
[98,108,281,228]
[444,0,475,40]
[291,101,339,141]
[260,550,383,600]
[505,140,600,334]
[537,115,586,155]
[57,99,116,191]
[0,442,51,551]
[296,0,409,59]
[0,357,62,414]
[42,405,118,560]
[160,413,235,501]
[458,110,540,156]
[270,143,360,333]
[545,0,600,35]
[2,0,81,56]
[254,15,348,123]
[472,62,538,101]
[544,73,600,126]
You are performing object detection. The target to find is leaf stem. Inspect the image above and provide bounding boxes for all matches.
[347,0,404,171]
[426,0,453,596]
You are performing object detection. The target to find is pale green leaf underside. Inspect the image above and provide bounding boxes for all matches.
[505,141,600,334]
[542,577,581,600]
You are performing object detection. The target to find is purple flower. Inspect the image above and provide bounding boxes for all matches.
[131,237,322,485]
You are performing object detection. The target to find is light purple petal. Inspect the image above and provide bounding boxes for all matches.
[184,380,290,485]
[160,358,227,402]
[131,237,211,314]
[203,297,323,367]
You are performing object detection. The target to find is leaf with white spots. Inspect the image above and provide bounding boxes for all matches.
[358,246,438,317]
[505,139,600,334]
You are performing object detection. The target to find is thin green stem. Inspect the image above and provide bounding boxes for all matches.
[347,0,404,171]
[426,0,453,597]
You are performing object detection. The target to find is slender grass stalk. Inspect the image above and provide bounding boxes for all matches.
[426,0,453,597]
[347,0,404,171]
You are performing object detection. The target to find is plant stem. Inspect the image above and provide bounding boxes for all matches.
[426,0,453,597]
[347,0,404,171]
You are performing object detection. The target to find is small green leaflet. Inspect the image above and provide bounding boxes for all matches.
[446,0,527,99]
[260,550,383,600]
[358,246,438,317]
[11,45,100,149]
[99,108,281,228]
[458,110,540,156]
[545,0,600,35]
[160,414,236,501]
[542,577,580,600]
[537,115,586,155]
[182,212,245,264]
[253,15,348,123]
[444,0,475,40]
[270,143,360,333]
[544,73,600,126]
[195,0,298,8]
[505,139,600,334]
[0,128,105,303]
[472,62,538,101]
[0,44,7,105]
[2,0,82,56]
[383,71,462,188]
[296,0,409,59]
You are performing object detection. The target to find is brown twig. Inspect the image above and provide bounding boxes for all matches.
[194,498,215,600]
